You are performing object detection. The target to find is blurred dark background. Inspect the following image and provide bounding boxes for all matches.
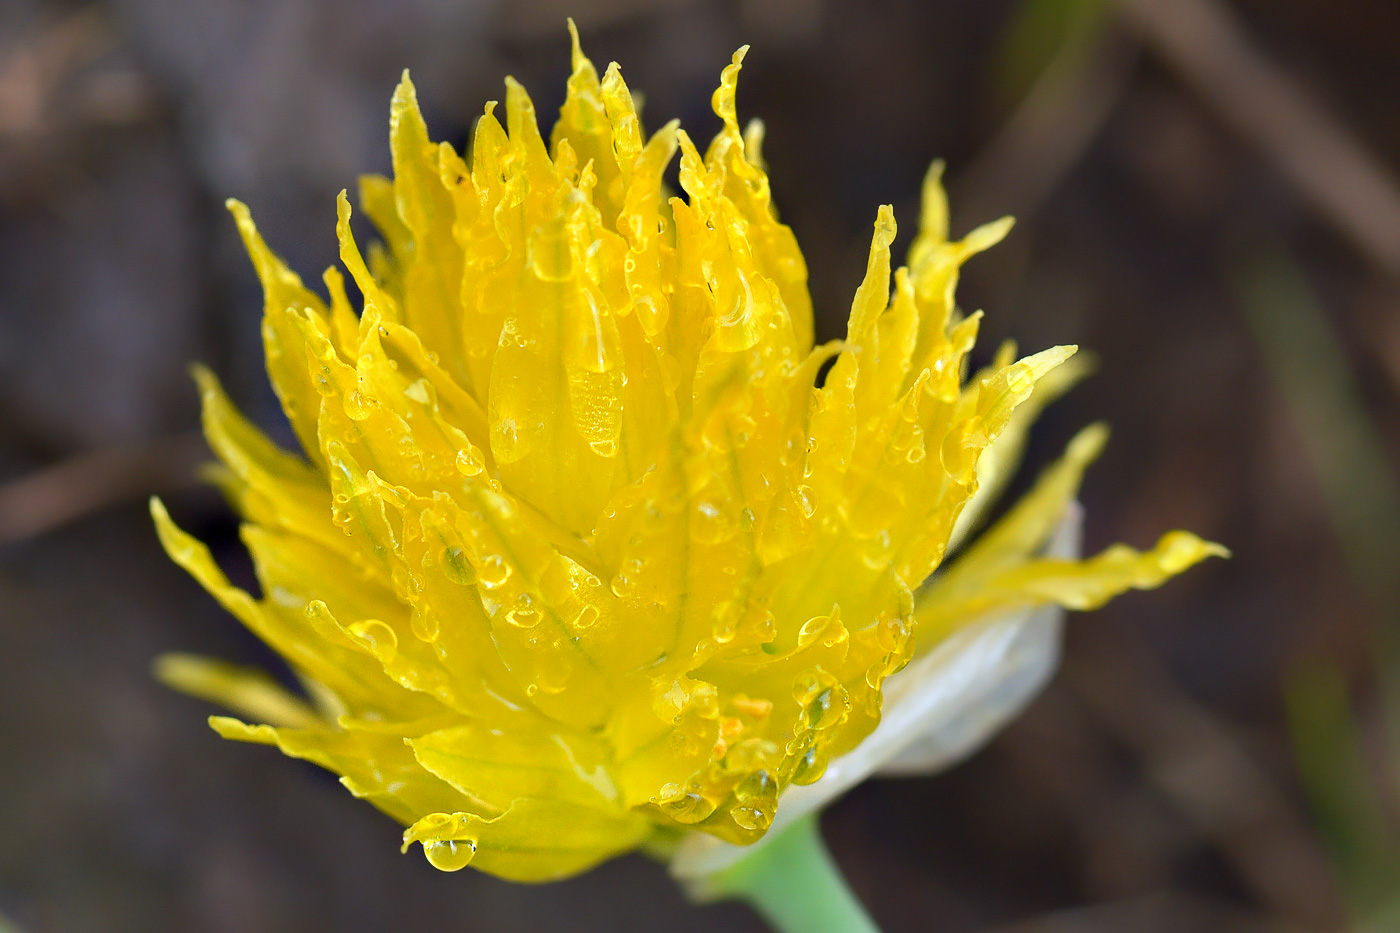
[3,0,1399,930]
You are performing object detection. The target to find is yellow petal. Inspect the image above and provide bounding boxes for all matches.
[225,199,331,468]
[920,426,1227,637]
[155,654,319,728]
[158,33,1224,883]
[402,797,651,881]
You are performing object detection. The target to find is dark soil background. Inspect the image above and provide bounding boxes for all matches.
[3,0,1399,930]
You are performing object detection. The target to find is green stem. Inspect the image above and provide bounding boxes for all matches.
[698,815,883,933]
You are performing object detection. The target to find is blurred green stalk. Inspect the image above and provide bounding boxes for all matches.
[1231,246,1400,925]
[991,0,1109,107]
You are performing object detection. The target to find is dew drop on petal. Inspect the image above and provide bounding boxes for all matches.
[504,591,542,628]
[791,746,827,785]
[477,554,512,589]
[571,604,600,630]
[410,606,441,642]
[349,619,398,660]
[492,417,521,462]
[343,390,375,421]
[455,446,485,476]
[423,838,477,872]
[693,499,737,544]
[655,784,716,824]
[732,805,773,832]
[711,602,738,644]
[796,613,831,649]
[439,546,475,586]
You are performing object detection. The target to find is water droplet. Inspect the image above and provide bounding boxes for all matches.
[795,484,816,517]
[304,599,336,631]
[797,613,832,649]
[571,604,600,630]
[588,437,618,458]
[876,613,910,653]
[349,619,398,660]
[610,571,636,598]
[343,390,375,421]
[866,659,893,690]
[477,554,512,589]
[793,669,849,731]
[530,650,575,695]
[711,603,738,644]
[859,529,893,570]
[693,499,737,544]
[527,218,575,282]
[791,746,827,785]
[410,606,440,641]
[654,784,716,824]
[504,591,542,628]
[732,804,773,832]
[455,446,485,476]
[313,369,335,396]
[493,418,520,460]
[439,546,474,586]
[423,838,477,871]
[735,769,775,802]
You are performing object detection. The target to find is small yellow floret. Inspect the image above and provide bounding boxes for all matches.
[155,25,1223,882]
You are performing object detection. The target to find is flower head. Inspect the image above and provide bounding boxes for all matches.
[155,27,1224,883]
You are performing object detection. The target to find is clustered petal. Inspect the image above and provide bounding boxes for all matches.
[156,28,1224,883]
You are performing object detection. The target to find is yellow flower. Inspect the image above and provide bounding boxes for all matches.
[154,27,1224,883]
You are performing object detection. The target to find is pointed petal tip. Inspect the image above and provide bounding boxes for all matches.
[189,362,216,392]
[875,204,897,239]
[987,214,1017,238]
[335,189,353,228]
[1070,422,1111,461]
[151,652,180,682]
[1158,530,1232,571]
[226,198,256,236]
[208,715,278,744]
[567,17,584,66]
[152,651,208,692]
